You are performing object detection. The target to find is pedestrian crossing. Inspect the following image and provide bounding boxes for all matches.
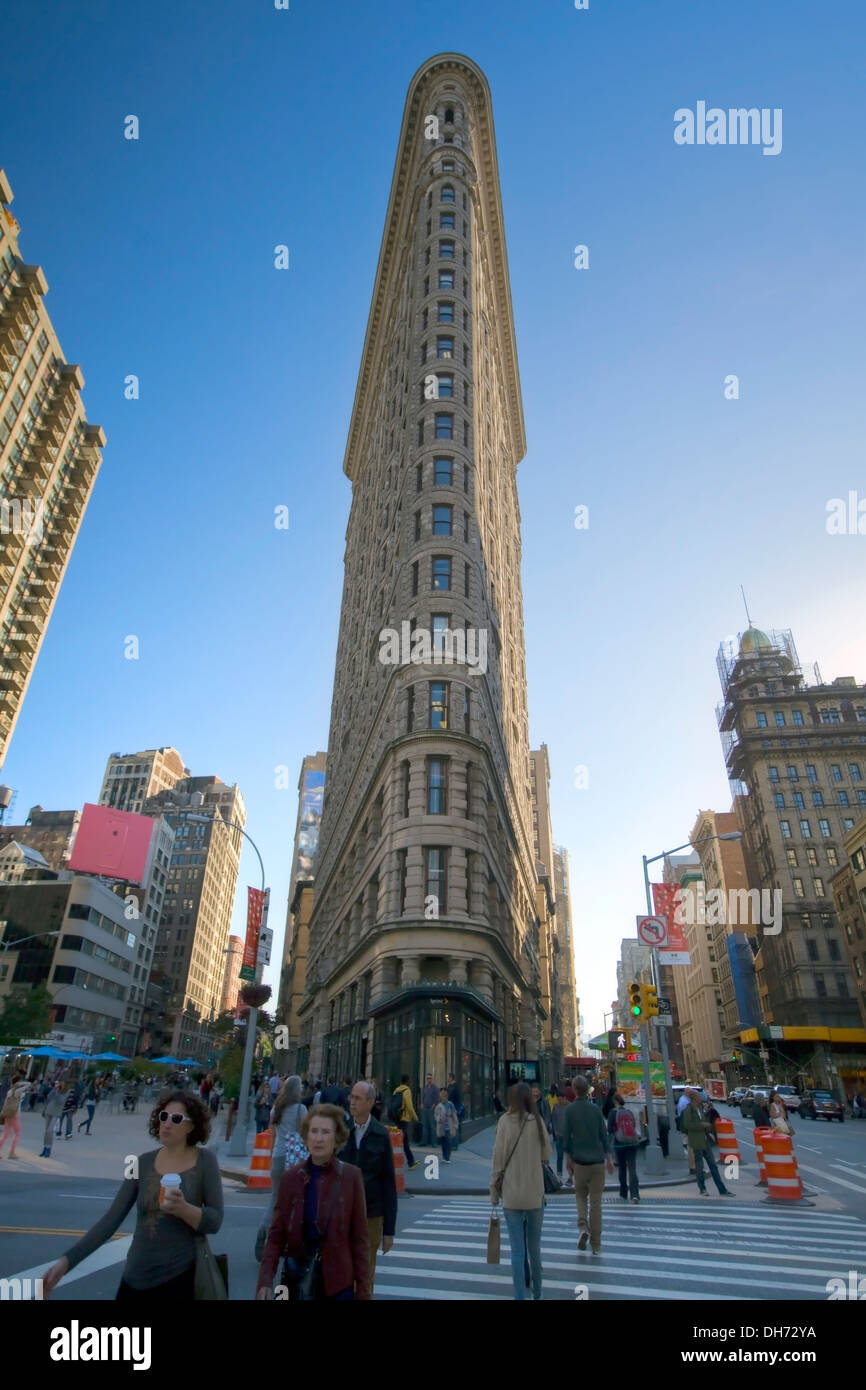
[376,1198,866,1300]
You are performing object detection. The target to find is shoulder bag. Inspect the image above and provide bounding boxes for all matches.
[192,1153,228,1300]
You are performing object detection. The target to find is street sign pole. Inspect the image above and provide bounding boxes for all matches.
[643,855,680,1165]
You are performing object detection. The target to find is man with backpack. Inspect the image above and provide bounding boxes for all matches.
[387,1075,419,1169]
[608,1094,640,1203]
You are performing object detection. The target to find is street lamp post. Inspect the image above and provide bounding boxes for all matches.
[184,812,267,1158]
[641,832,742,1168]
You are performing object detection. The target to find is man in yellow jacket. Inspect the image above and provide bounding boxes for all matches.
[392,1074,419,1169]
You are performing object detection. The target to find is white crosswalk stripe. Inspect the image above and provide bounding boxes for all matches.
[378,1198,866,1301]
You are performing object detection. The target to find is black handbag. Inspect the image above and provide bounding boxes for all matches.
[542,1161,562,1194]
[278,1161,342,1301]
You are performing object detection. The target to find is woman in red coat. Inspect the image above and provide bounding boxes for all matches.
[256,1104,371,1301]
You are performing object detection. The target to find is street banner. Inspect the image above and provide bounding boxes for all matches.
[615,1061,666,1098]
[242,887,266,982]
[652,882,691,964]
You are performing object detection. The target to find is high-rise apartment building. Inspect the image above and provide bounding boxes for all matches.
[220,933,244,1017]
[716,626,863,1027]
[0,805,80,869]
[297,55,542,1110]
[553,846,578,1057]
[0,171,104,769]
[98,751,245,1060]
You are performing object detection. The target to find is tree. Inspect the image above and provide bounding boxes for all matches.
[0,983,53,1044]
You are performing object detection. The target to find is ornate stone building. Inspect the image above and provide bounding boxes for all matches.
[296,54,543,1114]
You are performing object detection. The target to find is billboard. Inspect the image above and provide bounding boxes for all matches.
[652,882,691,964]
[505,1058,539,1086]
[241,887,267,982]
[615,1061,666,1098]
[67,803,155,885]
[296,769,325,879]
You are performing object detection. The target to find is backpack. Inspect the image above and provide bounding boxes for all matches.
[614,1108,638,1143]
[387,1089,405,1124]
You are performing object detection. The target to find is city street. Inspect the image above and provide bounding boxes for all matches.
[1,1104,863,1301]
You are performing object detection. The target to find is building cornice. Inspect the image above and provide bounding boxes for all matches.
[342,53,526,482]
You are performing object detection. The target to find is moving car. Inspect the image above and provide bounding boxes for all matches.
[727,1087,747,1107]
[775,1084,801,1113]
[740,1087,771,1118]
[800,1090,844,1122]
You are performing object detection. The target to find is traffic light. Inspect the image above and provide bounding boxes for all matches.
[628,981,643,1019]
[643,984,659,1018]
[731,1050,740,1063]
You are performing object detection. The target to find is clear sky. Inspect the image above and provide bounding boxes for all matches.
[3,0,865,1042]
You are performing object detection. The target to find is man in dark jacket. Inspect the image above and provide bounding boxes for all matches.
[341,1080,398,1290]
[563,1077,615,1253]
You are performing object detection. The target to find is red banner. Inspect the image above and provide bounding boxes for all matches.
[652,882,689,953]
[242,887,266,980]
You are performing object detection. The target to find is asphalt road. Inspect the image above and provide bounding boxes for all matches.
[722,1102,866,1219]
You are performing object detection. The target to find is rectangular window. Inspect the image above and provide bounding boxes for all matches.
[432,555,451,590]
[844,817,856,830]
[793,710,804,725]
[780,820,792,839]
[800,819,812,838]
[859,790,866,806]
[819,818,831,837]
[773,792,785,809]
[439,270,454,290]
[437,336,454,359]
[441,185,455,203]
[418,420,424,444]
[432,504,452,535]
[463,687,470,734]
[464,463,470,494]
[828,939,841,961]
[411,561,419,597]
[435,413,453,439]
[437,301,454,323]
[401,761,410,818]
[463,511,469,543]
[464,562,470,598]
[434,457,452,486]
[439,240,455,259]
[793,791,805,809]
[849,763,863,781]
[839,790,850,806]
[440,212,455,229]
[416,462,423,493]
[806,764,817,781]
[826,847,838,867]
[432,614,449,656]
[768,766,780,783]
[463,420,469,446]
[812,791,824,807]
[414,510,421,541]
[806,847,818,866]
[425,847,447,913]
[815,974,827,997]
[832,764,843,781]
[814,877,826,898]
[436,375,453,398]
[785,848,798,867]
[427,758,447,814]
[774,711,786,726]
[787,765,799,782]
[793,877,805,898]
[407,685,415,732]
[398,848,408,912]
[806,938,819,962]
[430,681,449,730]
[756,712,768,727]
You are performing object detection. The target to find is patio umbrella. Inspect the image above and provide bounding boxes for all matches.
[91,1052,129,1062]
[178,1058,198,1067]
[151,1056,180,1066]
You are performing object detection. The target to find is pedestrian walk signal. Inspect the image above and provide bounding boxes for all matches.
[628,981,643,1018]
[607,1028,633,1052]
[643,985,659,1018]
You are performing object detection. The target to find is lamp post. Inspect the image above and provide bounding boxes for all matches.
[184,812,267,1158]
[642,831,743,1164]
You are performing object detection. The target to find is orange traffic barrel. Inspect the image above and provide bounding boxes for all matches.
[715,1115,740,1165]
[753,1125,773,1186]
[389,1125,406,1194]
[763,1131,804,1201]
[246,1129,273,1189]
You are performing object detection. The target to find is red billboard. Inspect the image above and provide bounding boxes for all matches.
[68,803,155,885]
[241,887,266,982]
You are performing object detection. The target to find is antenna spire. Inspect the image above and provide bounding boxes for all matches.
[740,586,752,628]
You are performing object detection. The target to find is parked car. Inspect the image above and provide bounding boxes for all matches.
[672,1084,708,1105]
[727,1087,747,1107]
[775,1085,801,1112]
[740,1087,771,1118]
[800,1090,844,1122]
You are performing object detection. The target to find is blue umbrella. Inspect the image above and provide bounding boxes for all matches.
[91,1052,129,1062]
[152,1056,180,1066]
[178,1058,198,1067]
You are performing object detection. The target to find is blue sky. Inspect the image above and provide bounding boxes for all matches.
[3,0,865,1040]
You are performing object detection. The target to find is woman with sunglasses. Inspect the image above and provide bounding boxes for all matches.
[41,1091,223,1300]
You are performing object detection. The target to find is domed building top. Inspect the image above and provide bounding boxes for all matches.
[739,626,774,655]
